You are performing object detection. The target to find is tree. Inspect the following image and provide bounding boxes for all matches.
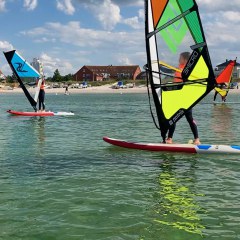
[62,74,73,82]
[6,74,17,83]
[52,69,62,82]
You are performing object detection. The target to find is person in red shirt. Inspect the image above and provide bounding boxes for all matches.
[166,52,201,145]
[37,78,45,112]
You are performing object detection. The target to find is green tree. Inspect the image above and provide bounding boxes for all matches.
[6,74,16,83]
[52,69,62,82]
[63,74,73,82]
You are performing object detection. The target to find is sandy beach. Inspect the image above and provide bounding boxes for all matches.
[1,84,240,95]
[0,84,148,94]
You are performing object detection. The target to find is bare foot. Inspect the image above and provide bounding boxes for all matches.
[193,138,201,145]
[166,138,173,144]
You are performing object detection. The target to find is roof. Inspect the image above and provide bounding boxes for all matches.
[216,60,240,68]
[84,65,140,76]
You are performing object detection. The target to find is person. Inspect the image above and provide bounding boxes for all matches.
[37,78,45,112]
[65,84,69,95]
[213,83,227,102]
[165,52,201,145]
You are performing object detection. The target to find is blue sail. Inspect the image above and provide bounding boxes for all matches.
[4,50,40,111]
[11,51,40,78]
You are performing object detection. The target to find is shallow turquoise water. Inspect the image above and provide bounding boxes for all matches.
[1,92,240,239]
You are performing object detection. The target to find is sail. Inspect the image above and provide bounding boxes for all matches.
[4,50,40,111]
[33,60,44,102]
[215,60,236,97]
[145,0,216,140]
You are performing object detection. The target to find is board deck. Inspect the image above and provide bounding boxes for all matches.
[7,110,74,116]
[103,137,240,154]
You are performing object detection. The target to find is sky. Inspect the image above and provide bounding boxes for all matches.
[0,0,240,77]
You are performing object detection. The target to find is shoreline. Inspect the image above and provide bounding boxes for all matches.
[1,85,240,95]
[0,85,147,94]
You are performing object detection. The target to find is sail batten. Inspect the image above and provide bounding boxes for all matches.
[145,0,216,140]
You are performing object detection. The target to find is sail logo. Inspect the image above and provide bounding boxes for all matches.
[158,2,188,53]
[182,51,199,76]
[15,62,28,73]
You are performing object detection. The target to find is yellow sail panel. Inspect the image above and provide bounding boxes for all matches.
[215,87,227,97]
[162,84,206,119]
[162,56,209,119]
[188,56,209,80]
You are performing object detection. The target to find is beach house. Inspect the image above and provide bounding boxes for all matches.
[74,65,141,82]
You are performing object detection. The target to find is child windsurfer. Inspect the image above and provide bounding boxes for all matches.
[213,83,227,102]
[37,78,46,112]
[165,52,201,145]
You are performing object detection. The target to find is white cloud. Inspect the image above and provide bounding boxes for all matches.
[122,9,144,29]
[34,37,56,43]
[20,21,145,73]
[117,56,132,65]
[1,63,12,76]
[86,0,121,30]
[222,11,240,23]
[116,51,145,67]
[24,0,38,11]
[21,27,48,36]
[0,0,6,11]
[0,40,14,51]
[198,0,240,12]
[56,0,75,15]
[75,0,143,7]
[40,53,73,76]
[21,21,144,49]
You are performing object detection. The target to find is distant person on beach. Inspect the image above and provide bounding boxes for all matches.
[37,78,45,112]
[165,52,200,145]
[213,83,227,102]
[65,85,69,95]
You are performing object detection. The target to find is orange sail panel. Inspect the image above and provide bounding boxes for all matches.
[216,60,235,84]
[151,0,168,28]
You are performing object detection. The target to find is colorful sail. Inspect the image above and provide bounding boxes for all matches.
[215,60,236,98]
[145,0,216,140]
[4,50,40,111]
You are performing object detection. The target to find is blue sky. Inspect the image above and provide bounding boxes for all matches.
[0,0,240,76]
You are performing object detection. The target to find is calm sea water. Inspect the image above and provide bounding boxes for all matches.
[1,91,240,240]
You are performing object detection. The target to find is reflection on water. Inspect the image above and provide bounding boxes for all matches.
[24,117,46,156]
[211,104,233,141]
[154,156,205,236]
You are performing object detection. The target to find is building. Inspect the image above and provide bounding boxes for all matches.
[215,60,240,79]
[31,58,44,76]
[136,71,146,80]
[74,65,141,82]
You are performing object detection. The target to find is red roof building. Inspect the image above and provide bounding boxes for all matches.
[74,65,141,82]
